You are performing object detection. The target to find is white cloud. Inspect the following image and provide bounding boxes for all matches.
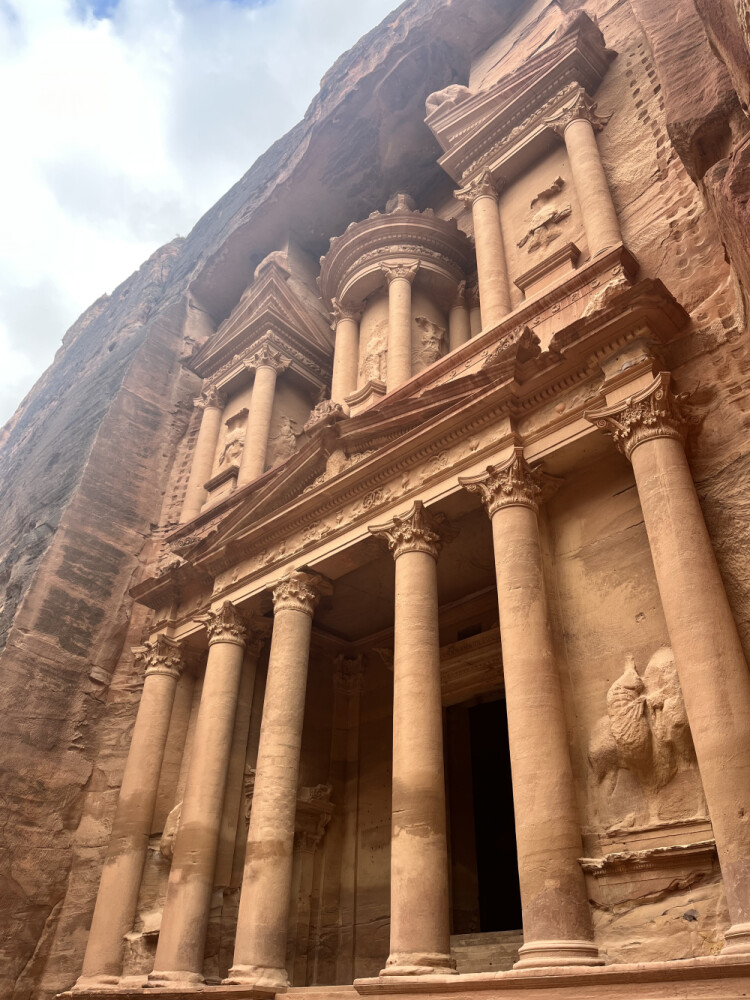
[0,0,397,423]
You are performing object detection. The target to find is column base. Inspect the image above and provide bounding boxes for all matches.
[72,975,121,993]
[723,923,750,956]
[514,939,604,969]
[223,964,289,991]
[145,970,204,989]
[380,952,458,977]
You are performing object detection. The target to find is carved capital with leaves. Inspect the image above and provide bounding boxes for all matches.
[134,634,185,680]
[454,167,504,206]
[195,600,248,647]
[545,87,611,137]
[195,382,223,410]
[379,261,420,285]
[369,500,456,561]
[244,340,291,375]
[332,298,363,325]
[460,447,560,516]
[584,372,694,461]
[272,570,332,617]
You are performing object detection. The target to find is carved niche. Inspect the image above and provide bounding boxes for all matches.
[588,648,707,831]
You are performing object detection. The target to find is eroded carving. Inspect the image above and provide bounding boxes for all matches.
[414,316,446,367]
[272,570,331,617]
[133,635,184,680]
[195,601,247,646]
[545,87,612,136]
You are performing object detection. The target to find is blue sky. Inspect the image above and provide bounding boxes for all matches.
[0,0,398,424]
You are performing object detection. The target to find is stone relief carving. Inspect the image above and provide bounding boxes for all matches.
[360,321,388,383]
[425,83,472,116]
[517,203,572,253]
[266,414,301,468]
[218,425,245,467]
[414,316,446,368]
[589,648,706,829]
[159,800,182,861]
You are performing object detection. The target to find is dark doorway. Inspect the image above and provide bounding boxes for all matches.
[446,698,522,933]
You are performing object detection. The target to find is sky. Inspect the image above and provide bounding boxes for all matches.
[0,0,399,425]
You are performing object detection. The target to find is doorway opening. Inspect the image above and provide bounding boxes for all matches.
[446,697,522,934]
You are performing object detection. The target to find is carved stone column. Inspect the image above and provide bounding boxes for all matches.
[381,262,419,392]
[369,502,457,976]
[75,638,185,990]
[455,169,511,330]
[547,89,621,258]
[460,450,601,969]
[586,373,750,956]
[237,343,290,488]
[448,281,471,352]
[181,385,223,522]
[331,299,362,409]
[149,603,248,987]
[227,571,331,989]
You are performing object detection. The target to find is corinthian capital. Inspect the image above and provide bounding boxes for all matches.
[244,340,291,374]
[272,570,332,617]
[380,261,420,285]
[454,167,503,206]
[195,383,223,410]
[195,601,247,646]
[584,372,693,461]
[332,298,363,325]
[545,87,611,137]
[459,447,559,516]
[134,635,185,680]
[369,500,455,561]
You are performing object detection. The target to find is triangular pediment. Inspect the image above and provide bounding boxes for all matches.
[190,261,333,380]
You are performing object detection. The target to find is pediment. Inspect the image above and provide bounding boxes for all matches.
[189,261,333,380]
[426,12,615,183]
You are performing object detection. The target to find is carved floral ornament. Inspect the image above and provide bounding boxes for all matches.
[195,383,224,410]
[243,340,292,375]
[459,446,560,516]
[133,635,185,679]
[544,86,611,137]
[584,372,694,461]
[195,600,248,646]
[379,261,420,285]
[331,298,363,325]
[368,500,456,561]
[454,167,504,206]
[272,570,332,617]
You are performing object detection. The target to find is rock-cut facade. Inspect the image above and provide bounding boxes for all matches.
[2,2,750,999]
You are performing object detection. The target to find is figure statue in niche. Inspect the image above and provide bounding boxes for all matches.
[588,647,705,829]
[267,414,301,468]
[414,316,446,368]
[218,425,245,467]
[360,321,388,383]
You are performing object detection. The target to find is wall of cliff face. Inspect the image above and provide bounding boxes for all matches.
[0,4,522,997]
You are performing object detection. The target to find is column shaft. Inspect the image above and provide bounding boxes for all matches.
[181,400,222,522]
[149,608,246,985]
[369,501,455,977]
[331,313,360,407]
[389,549,452,970]
[77,642,182,988]
[490,505,599,967]
[386,276,413,391]
[448,302,471,352]
[238,364,277,487]
[563,118,621,257]
[630,436,750,947]
[228,572,327,989]
[471,194,511,328]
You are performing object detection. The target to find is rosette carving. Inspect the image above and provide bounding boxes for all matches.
[584,373,693,460]
[369,500,455,560]
[545,87,611,137]
[272,570,331,617]
[134,635,185,680]
[195,601,248,646]
[459,447,559,516]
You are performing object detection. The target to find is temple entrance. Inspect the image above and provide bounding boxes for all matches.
[446,696,522,937]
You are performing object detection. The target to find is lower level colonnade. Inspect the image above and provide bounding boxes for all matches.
[76,373,750,994]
